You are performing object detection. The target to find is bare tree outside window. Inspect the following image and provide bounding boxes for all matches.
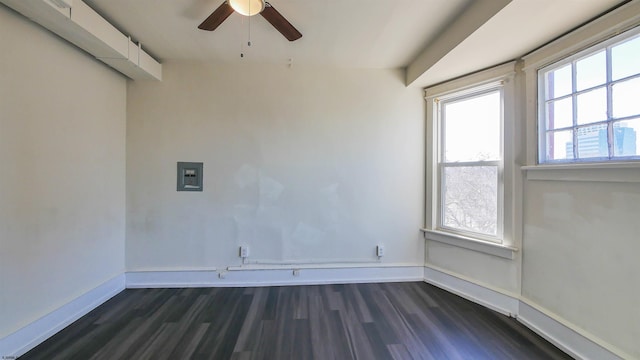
[443,166,497,236]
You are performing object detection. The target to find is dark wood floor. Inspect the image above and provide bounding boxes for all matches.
[20,282,571,360]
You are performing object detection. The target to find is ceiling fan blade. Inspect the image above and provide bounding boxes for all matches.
[260,2,302,41]
[198,1,234,31]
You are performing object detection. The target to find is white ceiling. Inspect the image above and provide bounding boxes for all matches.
[83,0,626,87]
[414,0,628,86]
[84,0,472,68]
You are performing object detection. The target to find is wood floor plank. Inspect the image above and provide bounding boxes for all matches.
[307,293,334,360]
[340,295,379,360]
[20,282,573,360]
[388,343,413,360]
[344,283,374,323]
[293,286,309,320]
[232,287,269,353]
[292,318,313,359]
[251,320,275,360]
[363,321,394,360]
[157,294,209,358]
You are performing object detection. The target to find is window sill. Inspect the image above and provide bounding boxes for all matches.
[521,162,640,183]
[420,229,518,260]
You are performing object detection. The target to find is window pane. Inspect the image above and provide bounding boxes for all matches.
[546,97,573,129]
[576,87,607,124]
[612,35,640,80]
[442,166,497,236]
[546,130,573,161]
[576,50,606,91]
[443,91,500,162]
[539,31,640,164]
[545,64,572,99]
[576,124,609,158]
[612,77,640,118]
[613,119,640,157]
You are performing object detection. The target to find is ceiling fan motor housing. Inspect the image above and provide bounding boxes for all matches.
[229,0,265,16]
[199,0,302,42]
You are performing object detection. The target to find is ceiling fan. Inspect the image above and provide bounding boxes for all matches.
[198,0,302,41]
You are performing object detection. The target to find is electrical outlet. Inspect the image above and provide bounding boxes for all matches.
[376,245,385,257]
[293,269,300,277]
[218,272,226,279]
[239,245,249,258]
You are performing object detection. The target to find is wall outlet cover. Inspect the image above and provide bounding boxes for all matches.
[239,246,249,258]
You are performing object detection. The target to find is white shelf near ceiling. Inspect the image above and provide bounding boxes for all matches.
[1,0,162,81]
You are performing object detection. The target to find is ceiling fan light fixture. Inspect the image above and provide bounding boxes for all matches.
[229,0,265,16]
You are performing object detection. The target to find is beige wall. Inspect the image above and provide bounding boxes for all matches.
[126,61,424,270]
[522,179,640,358]
[0,5,126,338]
[516,7,640,356]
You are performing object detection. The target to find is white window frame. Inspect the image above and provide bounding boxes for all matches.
[522,2,640,178]
[436,85,504,243]
[423,62,518,259]
[537,26,640,164]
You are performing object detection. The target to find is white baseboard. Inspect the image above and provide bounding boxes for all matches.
[518,300,630,360]
[423,266,519,316]
[126,265,425,288]
[0,274,125,358]
[126,270,220,288]
[423,265,629,360]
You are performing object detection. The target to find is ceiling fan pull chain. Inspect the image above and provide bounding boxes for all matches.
[240,15,245,58]
[248,4,252,47]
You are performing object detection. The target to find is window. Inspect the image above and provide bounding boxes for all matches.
[436,84,504,242]
[538,29,640,163]
[425,63,516,256]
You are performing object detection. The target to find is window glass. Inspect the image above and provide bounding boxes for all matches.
[443,91,500,162]
[546,98,573,129]
[546,130,573,161]
[576,124,608,158]
[546,64,572,99]
[613,119,640,157]
[576,50,606,91]
[612,77,640,118]
[442,166,497,236]
[576,87,607,125]
[612,35,640,80]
